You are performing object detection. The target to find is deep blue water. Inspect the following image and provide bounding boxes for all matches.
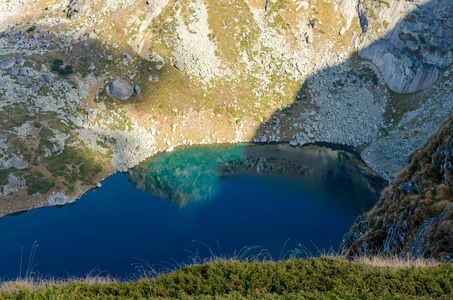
[0,144,386,279]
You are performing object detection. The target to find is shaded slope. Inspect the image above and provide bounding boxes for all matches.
[340,117,453,262]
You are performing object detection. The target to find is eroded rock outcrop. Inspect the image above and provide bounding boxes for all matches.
[342,0,453,93]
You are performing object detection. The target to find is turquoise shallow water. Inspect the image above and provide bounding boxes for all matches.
[0,144,386,279]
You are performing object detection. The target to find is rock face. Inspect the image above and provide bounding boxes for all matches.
[344,0,453,93]
[107,78,133,100]
[340,118,453,262]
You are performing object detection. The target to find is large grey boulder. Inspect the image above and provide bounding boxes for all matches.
[0,57,16,69]
[43,73,53,85]
[19,67,31,76]
[15,57,25,66]
[107,78,133,100]
[48,192,76,205]
[7,67,18,76]
[16,76,30,85]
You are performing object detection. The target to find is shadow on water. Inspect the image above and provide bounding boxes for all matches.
[126,142,388,212]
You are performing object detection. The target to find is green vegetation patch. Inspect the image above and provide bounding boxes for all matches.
[2,258,453,299]
[51,59,74,76]
[26,171,54,195]
[43,146,103,191]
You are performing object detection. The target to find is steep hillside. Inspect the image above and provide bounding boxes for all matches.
[340,117,453,262]
[0,0,452,215]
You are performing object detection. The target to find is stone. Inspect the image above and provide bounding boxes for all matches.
[15,57,25,66]
[7,67,18,76]
[400,182,418,195]
[174,60,185,70]
[133,84,140,95]
[107,78,133,100]
[124,52,133,62]
[48,192,76,205]
[0,57,16,69]
[18,67,30,76]
[16,76,30,85]
[43,73,53,85]
[311,20,318,28]
[32,83,41,92]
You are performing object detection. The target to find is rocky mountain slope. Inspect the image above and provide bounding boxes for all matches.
[0,0,452,216]
[340,117,453,262]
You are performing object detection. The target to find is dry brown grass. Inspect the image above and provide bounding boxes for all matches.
[355,255,440,268]
[322,252,440,268]
[0,275,118,294]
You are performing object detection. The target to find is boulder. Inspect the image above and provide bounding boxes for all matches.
[15,57,25,66]
[107,78,133,100]
[0,57,16,69]
[32,83,41,92]
[133,84,141,95]
[19,67,31,76]
[43,73,53,85]
[16,76,30,85]
[48,192,76,205]
[174,60,185,70]
[7,67,18,76]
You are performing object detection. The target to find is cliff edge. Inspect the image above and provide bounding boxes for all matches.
[340,117,453,262]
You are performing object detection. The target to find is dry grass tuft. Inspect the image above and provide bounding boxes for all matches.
[0,275,118,294]
[355,255,440,268]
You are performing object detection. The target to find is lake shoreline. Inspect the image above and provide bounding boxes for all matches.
[1,141,388,219]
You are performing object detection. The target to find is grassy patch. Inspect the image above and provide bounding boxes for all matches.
[1,258,452,299]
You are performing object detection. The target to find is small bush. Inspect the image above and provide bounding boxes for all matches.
[26,26,36,33]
